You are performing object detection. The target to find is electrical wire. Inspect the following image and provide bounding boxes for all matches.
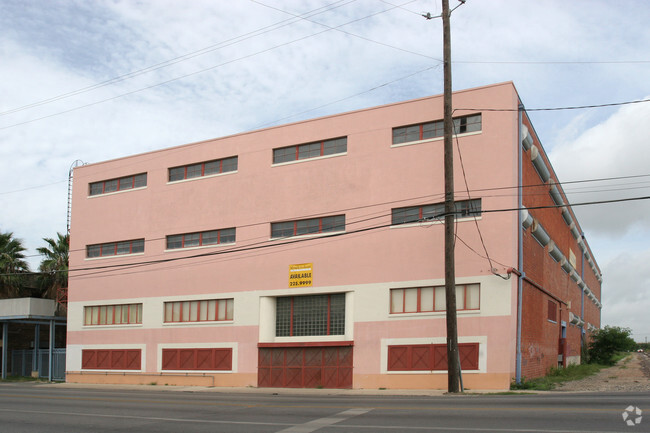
[454,98,650,113]
[0,0,355,118]
[0,1,433,132]
[5,192,650,278]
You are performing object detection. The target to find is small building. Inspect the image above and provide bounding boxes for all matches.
[66,82,601,389]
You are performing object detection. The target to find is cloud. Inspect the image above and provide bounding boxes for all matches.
[549,100,650,237]
[1,0,650,341]
[601,251,650,341]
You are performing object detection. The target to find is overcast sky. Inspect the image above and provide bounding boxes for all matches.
[1,0,649,341]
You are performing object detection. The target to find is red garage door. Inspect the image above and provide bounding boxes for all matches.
[258,346,352,389]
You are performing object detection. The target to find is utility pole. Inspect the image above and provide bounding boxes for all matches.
[442,0,461,393]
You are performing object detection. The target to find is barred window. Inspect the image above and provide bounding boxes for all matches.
[392,199,481,225]
[276,294,345,337]
[273,137,347,164]
[86,239,144,258]
[169,156,238,182]
[89,173,146,196]
[390,284,480,313]
[271,215,345,239]
[164,299,233,323]
[392,114,481,145]
[84,304,142,325]
[166,228,235,249]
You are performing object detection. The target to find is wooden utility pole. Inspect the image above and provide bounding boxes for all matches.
[442,0,461,393]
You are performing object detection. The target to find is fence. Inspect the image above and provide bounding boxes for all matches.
[11,349,66,381]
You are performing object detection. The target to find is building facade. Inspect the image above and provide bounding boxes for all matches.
[66,82,601,389]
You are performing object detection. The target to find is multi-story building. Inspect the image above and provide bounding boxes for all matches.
[66,82,602,390]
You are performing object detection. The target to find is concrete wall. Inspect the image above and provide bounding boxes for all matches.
[66,82,536,389]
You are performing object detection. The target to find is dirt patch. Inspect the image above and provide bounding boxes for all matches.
[556,352,650,392]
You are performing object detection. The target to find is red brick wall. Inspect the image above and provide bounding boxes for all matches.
[519,116,602,377]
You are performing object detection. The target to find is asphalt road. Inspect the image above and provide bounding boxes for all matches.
[0,383,647,433]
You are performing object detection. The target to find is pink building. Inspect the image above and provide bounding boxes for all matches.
[66,82,602,390]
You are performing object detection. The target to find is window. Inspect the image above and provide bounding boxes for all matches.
[273,137,347,164]
[276,294,345,337]
[162,348,232,371]
[168,156,238,182]
[271,215,345,239]
[164,299,233,323]
[82,349,141,370]
[390,283,480,313]
[548,300,557,322]
[89,173,146,196]
[166,228,235,249]
[392,114,481,145]
[84,303,142,325]
[86,239,144,258]
[392,199,481,225]
[387,343,479,371]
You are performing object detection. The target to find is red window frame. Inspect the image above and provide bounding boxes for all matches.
[390,284,480,314]
[271,215,345,239]
[392,114,482,145]
[162,348,232,371]
[276,294,345,337]
[166,228,235,249]
[392,199,481,225]
[390,287,436,314]
[89,173,146,196]
[84,303,142,326]
[168,156,237,181]
[86,239,144,258]
[273,137,347,164]
[82,349,141,370]
[163,299,234,323]
[387,343,479,371]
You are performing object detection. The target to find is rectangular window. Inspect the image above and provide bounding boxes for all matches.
[390,284,480,313]
[162,348,232,371]
[273,137,347,164]
[271,215,345,239]
[166,228,235,250]
[82,349,141,370]
[168,156,238,182]
[392,114,481,145]
[276,293,345,337]
[163,299,233,323]
[548,300,557,322]
[387,343,479,371]
[89,173,146,196]
[392,199,481,225]
[83,303,142,326]
[86,239,144,258]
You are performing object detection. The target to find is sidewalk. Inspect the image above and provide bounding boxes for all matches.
[39,381,518,396]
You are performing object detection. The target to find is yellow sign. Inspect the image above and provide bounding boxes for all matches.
[289,263,313,287]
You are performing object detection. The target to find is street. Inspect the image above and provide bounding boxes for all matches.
[0,383,647,432]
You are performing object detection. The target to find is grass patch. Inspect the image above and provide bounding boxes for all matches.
[511,363,605,391]
[611,352,630,365]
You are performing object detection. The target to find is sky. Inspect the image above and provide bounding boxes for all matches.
[1,0,649,341]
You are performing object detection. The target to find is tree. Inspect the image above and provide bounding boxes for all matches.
[37,233,69,301]
[0,231,30,298]
[588,326,637,365]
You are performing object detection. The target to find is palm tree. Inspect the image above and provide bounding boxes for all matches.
[0,232,30,298]
[37,233,69,301]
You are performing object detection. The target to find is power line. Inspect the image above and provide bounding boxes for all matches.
[15,171,650,259]
[455,98,650,113]
[0,2,432,132]
[0,0,355,118]
[6,192,649,278]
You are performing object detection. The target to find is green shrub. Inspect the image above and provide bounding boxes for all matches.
[588,326,636,365]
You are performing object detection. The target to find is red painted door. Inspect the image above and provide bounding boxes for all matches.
[258,346,352,388]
